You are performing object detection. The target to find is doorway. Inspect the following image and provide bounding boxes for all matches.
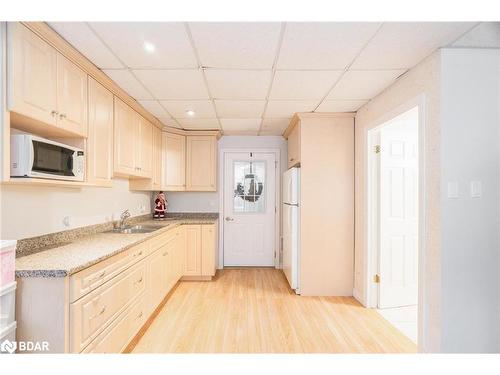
[367,106,419,344]
[222,151,277,267]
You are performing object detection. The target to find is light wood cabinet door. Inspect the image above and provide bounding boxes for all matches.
[146,248,168,314]
[163,132,186,191]
[151,126,162,190]
[135,116,153,178]
[114,97,136,176]
[184,225,201,276]
[7,22,57,126]
[56,53,88,136]
[201,224,216,276]
[87,77,113,186]
[186,135,217,191]
[287,122,300,168]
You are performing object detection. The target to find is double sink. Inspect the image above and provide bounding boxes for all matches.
[106,224,165,234]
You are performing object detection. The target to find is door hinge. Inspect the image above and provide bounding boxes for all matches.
[374,145,381,154]
[373,274,380,283]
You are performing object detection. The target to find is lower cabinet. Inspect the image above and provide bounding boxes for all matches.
[184,224,217,277]
[16,222,217,353]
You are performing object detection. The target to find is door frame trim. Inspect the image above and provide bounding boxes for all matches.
[364,94,427,352]
[218,148,281,269]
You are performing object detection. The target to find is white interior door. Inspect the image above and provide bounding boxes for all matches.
[379,111,419,308]
[223,152,276,266]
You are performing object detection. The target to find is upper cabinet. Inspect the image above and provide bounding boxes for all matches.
[129,125,162,191]
[56,54,88,136]
[87,77,113,187]
[287,121,301,168]
[135,116,153,178]
[114,97,153,179]
[163,132,186,191]
[186,135,217,191]
[7,23,88,137]
[114,97,136,176]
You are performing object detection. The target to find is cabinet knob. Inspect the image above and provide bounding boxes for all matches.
[290,158,294,162]
[59,113,66,120]
[225,217,234,222]
[51,110,59,117]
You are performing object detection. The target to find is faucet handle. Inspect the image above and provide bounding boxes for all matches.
[121,209,131,219]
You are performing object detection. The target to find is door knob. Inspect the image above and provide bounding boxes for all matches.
[225,217,234,221]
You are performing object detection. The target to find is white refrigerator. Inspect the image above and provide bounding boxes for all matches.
[282,167,300,293]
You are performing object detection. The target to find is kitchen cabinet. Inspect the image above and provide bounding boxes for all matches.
[184,224,217,277]
[163,132,186,191]
[186,135,217,191]
[184,225,201,276]
[287,121,300,168]
[16,222,217,353]
[129,125,162,191]
[114,97,153,179]
[114,97,136,176]
[56,53,88,136]
[7,23,88,137]
[135,116,153,178]
[201,224,216,277]
[87,77,113,186]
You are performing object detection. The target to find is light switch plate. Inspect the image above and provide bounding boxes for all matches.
[447,181,459,199]
[470,181,482,198]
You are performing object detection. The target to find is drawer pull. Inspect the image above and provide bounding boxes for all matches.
[90,306,106,320]
[134,277,143,285]
[90,271,106,283]
[137,312,143,320]
[162,252,168,256]
[133,251,143,257]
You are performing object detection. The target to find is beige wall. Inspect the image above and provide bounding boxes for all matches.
[0,178,151,240]
[354,52,441,352]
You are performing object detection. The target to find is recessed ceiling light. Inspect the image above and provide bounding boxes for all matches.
[143,41,156,53]
[186,110,195,117]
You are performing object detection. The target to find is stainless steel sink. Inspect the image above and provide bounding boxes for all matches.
[106,224,164,234]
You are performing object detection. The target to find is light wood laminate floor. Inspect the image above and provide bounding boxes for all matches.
[131,268,417,353]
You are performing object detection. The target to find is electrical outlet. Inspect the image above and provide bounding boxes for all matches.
[62,216,70,227]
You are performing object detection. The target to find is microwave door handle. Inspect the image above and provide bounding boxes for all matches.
[68,152,74,176]
[29,139,35,174]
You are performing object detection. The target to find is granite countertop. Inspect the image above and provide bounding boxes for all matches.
[15,216,218,278]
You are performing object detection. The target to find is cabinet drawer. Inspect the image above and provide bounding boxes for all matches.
[70,262,146,353]
[148,228,178,253]
[82,294,146,353]
[69,242,148,302]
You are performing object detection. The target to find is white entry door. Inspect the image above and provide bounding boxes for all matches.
[379,110,418,308]
[223,152,276,266]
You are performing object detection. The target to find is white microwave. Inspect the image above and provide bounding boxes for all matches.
[10,134,85,182]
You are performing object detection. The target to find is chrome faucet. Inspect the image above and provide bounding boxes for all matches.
[119,209,131,229]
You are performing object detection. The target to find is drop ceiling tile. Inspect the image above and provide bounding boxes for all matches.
[160,100,216,118]
[89,22,197,69]
[133,69,209,100]
[138,100,170,118]
[265,100,318,118]
[158,117,182,128]
[215,100,266,118]
[189,23,282,69]
[220,118,261,133]
[205,69,272,99]
[103,69,153,100]
[176,118,220,130]
[269,70,342,100]
[316,100,368,112]
[260,118,290,134]
[352,22,474,69]
[49,23,124,69]
[277,22,380,70]
[452,22,500,48]
[326,70,405,100]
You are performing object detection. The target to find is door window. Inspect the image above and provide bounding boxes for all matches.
[233,161,266,213]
